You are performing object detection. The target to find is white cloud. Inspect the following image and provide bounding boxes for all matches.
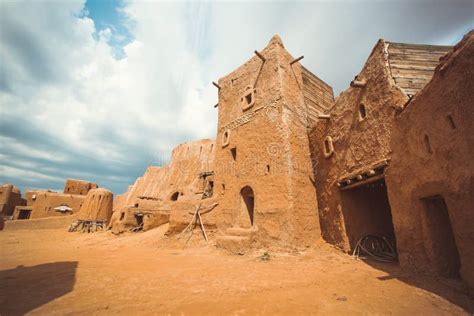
[0,0,472,193]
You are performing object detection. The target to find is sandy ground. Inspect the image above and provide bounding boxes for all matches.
[0,217,473,315]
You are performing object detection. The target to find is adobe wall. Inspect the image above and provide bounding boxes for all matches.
[77,188,113,222]
[0,184,25,216]
[213,35,320,248]
[27,191,86,219]
[385,31,474,292]
[309,40,408,251]
[63,179,98,195]
[115,139,215,212]
[111,139,216,233]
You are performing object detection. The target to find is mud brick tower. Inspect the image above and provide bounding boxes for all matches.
[214,35,334,251]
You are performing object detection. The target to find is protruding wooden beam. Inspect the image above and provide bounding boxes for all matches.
[254,50,266,62]
[212,81,221,89]
[318,113,331,120]
[290,55,304,65]
[214,103,218,108]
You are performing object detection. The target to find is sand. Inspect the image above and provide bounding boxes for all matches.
[0,217,473,315]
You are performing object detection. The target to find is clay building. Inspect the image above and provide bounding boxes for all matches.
[385,31,474,292]
[309,39,452,252]
[0,184,26,217]
[11,178,98,220]
[110,139,217,234]
[212,35,332,251]
[114,33,472,289]
[64,179,98,195]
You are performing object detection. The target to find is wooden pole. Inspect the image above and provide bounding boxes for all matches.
[254,50,266,62]
[290,56,304,65]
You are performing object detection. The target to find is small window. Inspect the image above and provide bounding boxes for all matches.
[447,115,456,129]
[245,93,252,105]
[266,165,270,173]
[323,136,334,158]
[231,147,237,160]
[359,103,367,120]
[120,212,125,221]
[241,86,256,110]
[170,192,180,201]
[424,134,433,154]
[222,129,230,147]
[221,183,226,194]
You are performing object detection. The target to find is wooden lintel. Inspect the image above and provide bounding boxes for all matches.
[340,174,385,191]
[338,159,389,183]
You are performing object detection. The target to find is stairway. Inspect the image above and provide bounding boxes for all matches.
[216,226,257,254]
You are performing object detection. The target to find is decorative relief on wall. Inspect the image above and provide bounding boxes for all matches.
[219,97,281,132]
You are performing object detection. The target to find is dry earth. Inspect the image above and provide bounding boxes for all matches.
[1,217,473,315]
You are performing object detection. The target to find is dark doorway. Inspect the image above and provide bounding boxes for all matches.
[421,196,461,278]
[341,179,397,252]
[18,210,32,220]
[240,186,254,228]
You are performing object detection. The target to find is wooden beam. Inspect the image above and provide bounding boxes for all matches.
[212,81,221,89]
[340,174,384,191]
[214,103,218,108]
[290,55,304,65]
[254,50,266,62]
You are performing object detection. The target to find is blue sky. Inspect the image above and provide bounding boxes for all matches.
[84,0,133,58]
[0,0,473,195]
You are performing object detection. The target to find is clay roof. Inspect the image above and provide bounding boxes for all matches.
[386,42,452,96]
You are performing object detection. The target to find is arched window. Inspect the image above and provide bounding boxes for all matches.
[323,136,334,158]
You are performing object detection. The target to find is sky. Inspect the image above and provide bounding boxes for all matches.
[0,0,473,195]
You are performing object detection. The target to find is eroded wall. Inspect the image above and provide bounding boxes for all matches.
[385,31,474,292]
[77,188,113,222]
[0,184,25,216]
[63,179,98,195]
[115,139,215,212]
[26,191,86,219]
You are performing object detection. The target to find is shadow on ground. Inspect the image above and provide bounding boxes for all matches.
[0,261,78,315]
[359,258,474,313]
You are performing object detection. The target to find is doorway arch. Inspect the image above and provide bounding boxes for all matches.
[240,186,254,227]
